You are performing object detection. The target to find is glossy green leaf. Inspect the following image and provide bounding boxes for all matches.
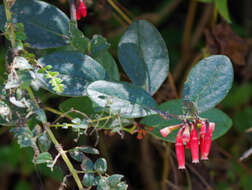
[59,97,94,118]
[93,51,120,81]
[35,152,53,166]
[69,21,89,53]
[90,35,110,56]
[141,99,232,143]
[87,80,157,118]
[81,157,94,172]
[83,173,95,187]
[94,158,107,174]
[38,133,51,152]
[115,182,128,190]
[37,51,106,96]
[0,100,26,126]
[215,0,231,23]
[118,20,169,95]
[107,174,124,187]
[10,126,35,148]
[69,146,99,162]
[182,55,233,113]
[97,177,110,190]
[0,0,70,48]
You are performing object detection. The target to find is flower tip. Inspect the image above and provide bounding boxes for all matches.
[192,159,199,163]
[178,165,186,170]
[201,156,208,160]
[160,127,171,138]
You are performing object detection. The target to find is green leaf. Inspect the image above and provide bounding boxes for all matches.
[94,158,107,174]
[87,80,157,118]
[97,177,110,190]
[69,21,89,53]
[83,173,95,187]
[69,146,99,162]
[81,157,94,172]
[34,108,47,123]
[234,107,252,133]
[35,152,53,167]
[221,83,252,110]
[118,20,169,95]
[107,174,124,187]
[14,180,32,190]
[38,133,51,152]
[75,146,100,155]
[0,100,25,126]
[10,126,35,148]
[182,55,233,113]
[37,51,106,96]
[0,0,70,48]
[115,182,128,190]
[215,0,231,23]
[59,97,95,118]
[90,35,110,55]
[93,51,120,81]
[141,99,232,143]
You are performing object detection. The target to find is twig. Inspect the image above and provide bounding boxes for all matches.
[165,179,181,190]
[69,0,77,23]
[107,0,131,25]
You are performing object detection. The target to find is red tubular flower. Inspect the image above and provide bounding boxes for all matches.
[201,122,215,159]
[190,125,199,163]
[182,124,190,144]
[200,122,215,160]
[175,129,185,169]
[75,0,87,20]
[200,122,206,160]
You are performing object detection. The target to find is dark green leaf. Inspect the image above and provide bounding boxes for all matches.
[221,83,252,110]
[10,126,35,148]
[93,51,120,81]
[94,158,107,174]
[81,157,94,172]
[69,21,89,53]
[34,108,47,123]
[107,174,124,187]
[37,51,106,96]
[38,133,51,152]
[90,35,110,55]
[0,100,25,126]
[59,97,94,118]
[215,0,231,23]
[87,80,157,118]
[75,146,100,155]
[141,99,232,142]
[182,55,233,113]
[69,148,84,162]
[97,177,110,190]
[83,173,95,187]
[234,107,252,133]
[35,152,53,166]
[118,20,169,95]
[115,182,128,190]
[197,0,213,2]
[0,0,70,48]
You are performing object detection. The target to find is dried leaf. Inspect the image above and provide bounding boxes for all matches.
[205,22,248,65]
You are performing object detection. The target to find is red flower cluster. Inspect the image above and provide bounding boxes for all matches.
[160,121,215,169]
[75,0,87,20]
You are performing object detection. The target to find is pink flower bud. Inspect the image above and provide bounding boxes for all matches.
[160,124,182,138]
[160,127,171,138]
[190,125,199,163]
[176,129,185,169]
